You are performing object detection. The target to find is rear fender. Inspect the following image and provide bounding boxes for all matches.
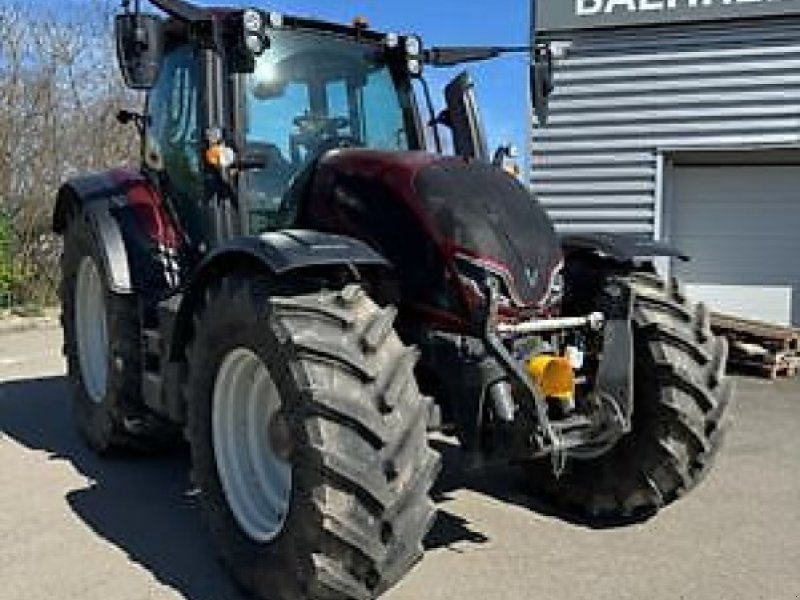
[53,170,182,298]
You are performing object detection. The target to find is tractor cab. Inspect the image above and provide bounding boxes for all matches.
[116,3,556,254]
[119,7,436,246]
[236,26,425,233]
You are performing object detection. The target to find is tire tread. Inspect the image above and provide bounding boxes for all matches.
[527,270,732,522]
[186,275,439,600]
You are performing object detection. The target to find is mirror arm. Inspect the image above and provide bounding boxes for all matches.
[426,45,532,67]
[417,77,443,154]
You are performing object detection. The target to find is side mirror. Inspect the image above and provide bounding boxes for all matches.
[116,109,148,135]
[531,44,554,127]
[116,13,164,90]
[443,71,489,162]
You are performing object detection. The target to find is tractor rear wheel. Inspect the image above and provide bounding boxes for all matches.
[528,271,733,522]
[186,274,440,600]
[60,212,143,453]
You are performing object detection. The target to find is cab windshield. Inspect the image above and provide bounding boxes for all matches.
[242,29,420,232]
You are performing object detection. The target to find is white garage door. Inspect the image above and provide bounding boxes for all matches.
[670,163,800,326]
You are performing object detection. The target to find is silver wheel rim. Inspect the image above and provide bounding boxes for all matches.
[75,256,109,405]
[212,348,293,542]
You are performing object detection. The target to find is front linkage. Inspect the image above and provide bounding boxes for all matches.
[473,276,636,475]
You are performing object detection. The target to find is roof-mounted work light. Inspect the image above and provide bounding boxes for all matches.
[404,34,423,77]
[385,32,400,50]
[242,8,262,32]
[241,8,268,57]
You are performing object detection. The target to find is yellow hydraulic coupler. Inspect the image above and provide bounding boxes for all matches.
[527,355,576,408]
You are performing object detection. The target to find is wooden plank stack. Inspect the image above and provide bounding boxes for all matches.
[710,313,800,380]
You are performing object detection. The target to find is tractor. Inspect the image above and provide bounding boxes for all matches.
[53,1,733,598]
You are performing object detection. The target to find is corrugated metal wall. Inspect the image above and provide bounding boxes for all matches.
[530,17,800,236]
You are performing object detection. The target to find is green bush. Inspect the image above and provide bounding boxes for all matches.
[0,215,22,308]
[0,231,10,308]
[0,215,58,309]
[0,215,11,287]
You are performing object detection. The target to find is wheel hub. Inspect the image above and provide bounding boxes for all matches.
[75,256,109,405]
[211,348,293,542]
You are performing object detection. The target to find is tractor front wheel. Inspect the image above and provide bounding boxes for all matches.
[186,275,440,600]
[528,271,733,522]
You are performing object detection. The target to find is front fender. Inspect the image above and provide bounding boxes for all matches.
[561,232,689,263]
[202,229,391,276]
[167,230,392,363]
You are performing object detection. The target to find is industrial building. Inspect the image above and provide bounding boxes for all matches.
[531,0,800,325]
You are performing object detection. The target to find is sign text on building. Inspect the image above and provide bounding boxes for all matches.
[536,0,800,32]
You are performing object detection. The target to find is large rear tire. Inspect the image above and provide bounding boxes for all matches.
[528,271,733,522]
[60,213,143,453]
[186,274,440,600]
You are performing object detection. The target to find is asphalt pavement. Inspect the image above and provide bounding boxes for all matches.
[1,325,798,600]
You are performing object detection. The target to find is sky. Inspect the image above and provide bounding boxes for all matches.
[39,0,534,157]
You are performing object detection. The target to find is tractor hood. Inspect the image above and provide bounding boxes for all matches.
[299,150,564,308]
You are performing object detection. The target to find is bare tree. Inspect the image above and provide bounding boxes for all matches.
[0,0,139,305]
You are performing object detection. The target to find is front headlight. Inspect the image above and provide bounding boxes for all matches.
[542,262,565,308]
[453,253,513,308]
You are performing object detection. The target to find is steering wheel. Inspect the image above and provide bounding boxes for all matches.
[311,135,361,155]
[293,114,349,134]
[290,113,361,163]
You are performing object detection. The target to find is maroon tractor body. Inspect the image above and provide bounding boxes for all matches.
[51,3,733,600]
[298,150,565,331]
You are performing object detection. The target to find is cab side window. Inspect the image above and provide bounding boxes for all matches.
[145,45,202,236]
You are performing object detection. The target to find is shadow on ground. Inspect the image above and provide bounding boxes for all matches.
[429,436,658,532]
[0,377,503,596]
[0,376,629,597]
[0,376,248,600]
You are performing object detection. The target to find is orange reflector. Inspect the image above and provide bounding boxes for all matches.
[206,143,224,167]
[353,16,369,29]
[205,143,235,169]
[527,355,576,401]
